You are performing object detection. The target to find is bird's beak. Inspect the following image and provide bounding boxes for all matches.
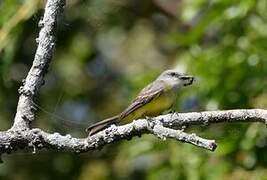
[179,75,195,86]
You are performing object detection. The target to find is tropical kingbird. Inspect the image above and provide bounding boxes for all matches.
[87,70,194,135]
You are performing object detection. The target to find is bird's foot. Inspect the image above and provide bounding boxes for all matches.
[145,116,153,122]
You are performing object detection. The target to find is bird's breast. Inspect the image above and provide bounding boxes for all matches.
[122,90,177,123]
[144,90,177,115]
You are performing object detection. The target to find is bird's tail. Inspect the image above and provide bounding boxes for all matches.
[86,115,119,136]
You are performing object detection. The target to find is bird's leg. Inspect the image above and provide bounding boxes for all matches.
[164,107,175,114]
[168,106,177,120]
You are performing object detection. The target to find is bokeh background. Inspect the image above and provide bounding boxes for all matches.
[1,0,267,179]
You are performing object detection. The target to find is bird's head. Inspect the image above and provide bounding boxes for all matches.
[158,70,195,87]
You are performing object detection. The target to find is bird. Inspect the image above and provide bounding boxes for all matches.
[87,69,195,136]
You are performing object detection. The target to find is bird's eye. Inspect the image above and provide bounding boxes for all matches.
[170,72,176,76]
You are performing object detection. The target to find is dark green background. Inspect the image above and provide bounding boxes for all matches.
[0,0,267,179]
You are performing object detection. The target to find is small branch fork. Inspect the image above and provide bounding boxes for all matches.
[0,0,266,161]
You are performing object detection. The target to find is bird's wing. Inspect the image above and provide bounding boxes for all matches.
[120,80,166,119]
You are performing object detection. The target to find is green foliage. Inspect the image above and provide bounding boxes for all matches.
[0,0,267,179]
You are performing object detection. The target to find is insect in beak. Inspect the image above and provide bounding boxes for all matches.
[179,75,195,86]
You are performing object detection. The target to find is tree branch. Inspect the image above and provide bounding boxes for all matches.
[0,109,266,155]
[157,109,267,127]
[12,0,66,131]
